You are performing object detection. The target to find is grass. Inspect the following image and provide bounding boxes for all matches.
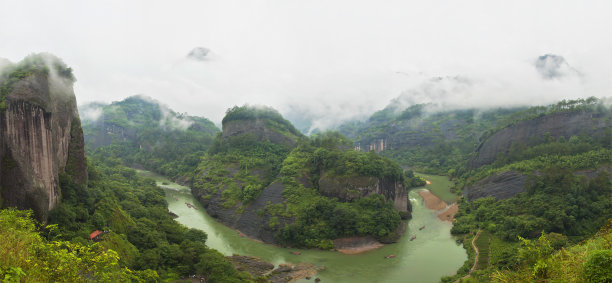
[474,230,490,270]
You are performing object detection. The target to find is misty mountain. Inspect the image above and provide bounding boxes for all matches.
[79,95,219,181]
[535,54,580,79]
[187,47,210,61]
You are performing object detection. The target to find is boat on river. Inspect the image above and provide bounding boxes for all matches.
[419,225,425,230]
[385,254,396,258]
[410,235,417,241]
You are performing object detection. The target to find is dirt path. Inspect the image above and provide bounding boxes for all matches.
[455,229,481,283]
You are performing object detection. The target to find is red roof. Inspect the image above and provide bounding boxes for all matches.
[89,230,103,240]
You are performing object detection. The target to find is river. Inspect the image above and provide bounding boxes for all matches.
[137,170,467,283]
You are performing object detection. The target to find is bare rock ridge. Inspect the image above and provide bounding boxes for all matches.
[0,55,87,221]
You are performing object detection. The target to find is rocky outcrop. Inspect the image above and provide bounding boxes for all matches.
[318,171,411,213]
[464,171,527,201]
[471,111,611,168]
[227,255,321,283]
[222,118,301,146]
[194,180,289,244]
[84,121,137,150]
[0,62,87,222]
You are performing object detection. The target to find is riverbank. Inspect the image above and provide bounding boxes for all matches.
[334,236,384,255]
[140,169,467,283]
[417,189,458,222]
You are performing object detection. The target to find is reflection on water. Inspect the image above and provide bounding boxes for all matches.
[137,170,467,283]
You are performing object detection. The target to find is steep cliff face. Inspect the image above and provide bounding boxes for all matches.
[0,55,87,221]
[471,111,611,168]
[318,172,411,213]
[464,171,527,201]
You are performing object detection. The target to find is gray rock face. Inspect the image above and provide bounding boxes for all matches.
[193,181,288,244]
[464,171,527,201]
[318,171,411,213]
[222,119,300,146]
[0,72,87,221]
[471,111,611,168]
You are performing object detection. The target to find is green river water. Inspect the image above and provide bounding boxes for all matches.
[137,170,467,283]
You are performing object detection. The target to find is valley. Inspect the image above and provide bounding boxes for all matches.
[140,169,467,283]
[0,53,610,282]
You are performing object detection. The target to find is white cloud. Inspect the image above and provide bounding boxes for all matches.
[1,0,611,131]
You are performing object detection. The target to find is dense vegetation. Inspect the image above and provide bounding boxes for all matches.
[0,208,159,282]
[338,96,611,282]
[274,133,406,248]
[0,53,75,111]
[81,96,219,181]
[194,109,409,249]
[447,220,612,282]
[452,169,611,240]
[435,99,612,282]
[43,152,254,282]
[338,104,525,174]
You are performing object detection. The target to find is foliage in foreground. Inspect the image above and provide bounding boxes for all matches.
[490,220,612,282]
[0,208,157,282]
[46,153,252,282]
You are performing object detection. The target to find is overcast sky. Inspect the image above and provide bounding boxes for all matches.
[1,0,611,130]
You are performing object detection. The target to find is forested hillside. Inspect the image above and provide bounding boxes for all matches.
[338,104,525,175]
[192,106,415,249]
[340,97,611,282]
[80,96,219,181]
[40,152,255,282]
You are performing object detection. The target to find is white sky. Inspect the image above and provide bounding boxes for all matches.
[1,0,611,129]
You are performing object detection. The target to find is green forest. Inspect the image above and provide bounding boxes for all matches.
[192,108,414,249]
[1,153,256,282]
[80,96,220,181]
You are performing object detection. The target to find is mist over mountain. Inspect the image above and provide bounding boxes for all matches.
[535,54,580,80]
[187,47,210,61]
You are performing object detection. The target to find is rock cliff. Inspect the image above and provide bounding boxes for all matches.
[471,110,611,169]
[464,171,527,201]
[0,55,87,221]
[318,171,411,213]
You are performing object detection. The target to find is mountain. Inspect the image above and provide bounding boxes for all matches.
[464,98,612,201]
[192,105,410,248]
[0,54,87,221]
[80,95,219,181]
[339,96,611,282]
[338,103,525,175]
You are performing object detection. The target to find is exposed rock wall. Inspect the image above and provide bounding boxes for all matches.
[0,72,87,221]
[464,166,612,202]
[471,111,610,168]
[464,171,527,201]
[318,171,411,213]
[194,181,288,244]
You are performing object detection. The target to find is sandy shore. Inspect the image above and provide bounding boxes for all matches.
[334,236,384,255]
[417,189,458,221]
[417,190,447,210]
[437,202,458,221]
